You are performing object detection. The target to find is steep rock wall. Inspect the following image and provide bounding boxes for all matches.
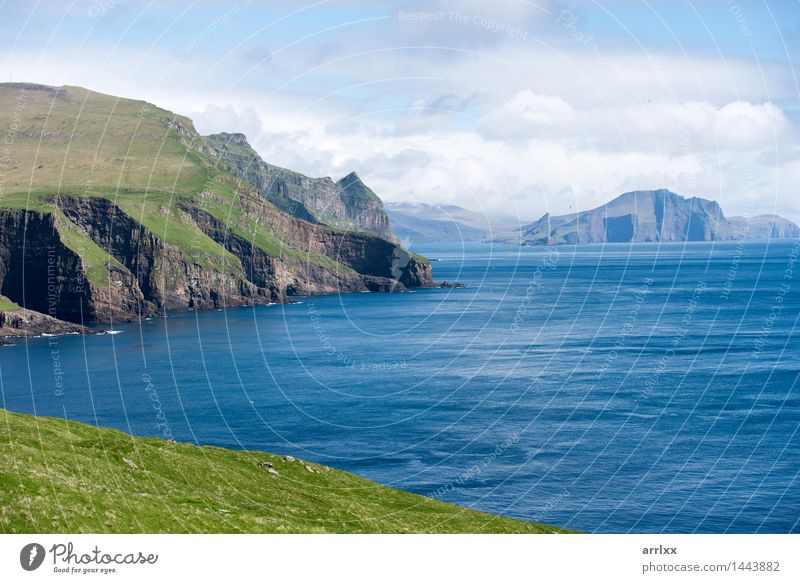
[0,210,96,322]
[54,196,269,316]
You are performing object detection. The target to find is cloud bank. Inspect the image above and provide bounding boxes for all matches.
[1,0,797,222]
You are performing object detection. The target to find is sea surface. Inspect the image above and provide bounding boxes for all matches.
[2,240,799,533]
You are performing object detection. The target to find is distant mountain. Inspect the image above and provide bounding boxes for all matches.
[205,133,396,241]
[385,201,522,243]
[726,215,800,239]
[516,189,799,245]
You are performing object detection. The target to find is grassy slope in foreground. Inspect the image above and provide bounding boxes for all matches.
[0,409,572,534]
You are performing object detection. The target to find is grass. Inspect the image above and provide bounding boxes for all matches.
[197,195,358,274]
[0,408,573,534]
[337,172,381,204]
[0,83,207,194]
[53,209,123,286]
[0,82,241,278]
[111,191,241,275]
[0,295,21,311]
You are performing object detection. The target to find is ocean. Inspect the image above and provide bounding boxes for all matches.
[2,240,798,533]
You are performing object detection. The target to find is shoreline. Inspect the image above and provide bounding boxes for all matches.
[0,280,464,345]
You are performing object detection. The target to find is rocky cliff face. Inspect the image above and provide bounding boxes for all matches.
[0,83,432,330]
[52,196,270,315]
[1,192,431,326]
[184,190,431,295]
[0,195,431,326]
[0,209,106,323]
[204,133,397,241]
[517,189,797,245]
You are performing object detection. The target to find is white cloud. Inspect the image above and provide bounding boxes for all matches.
[480,90,575,141]
[186,89,798,224]
[191,104,263,136]
[1,3,798,223]
[713,101,790,147]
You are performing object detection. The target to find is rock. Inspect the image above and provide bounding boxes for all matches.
[439,281,465,288]
[0,305,92,340]
[267,468,279,478]
[205,133,398,242]
[257,461,273,469]
[304,464,315,473]
[122,458,138,470]
[283,455,296,462]
[0,196,433,324]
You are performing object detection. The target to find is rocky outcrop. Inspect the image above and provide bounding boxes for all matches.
[517,189,799,245]
[0,195,432,325]
[335,172,395,241]
[204,133,397,241]
[0,209,98,322]
[52,196,269,317]
[0,308,91,343]
[184,191,431,294]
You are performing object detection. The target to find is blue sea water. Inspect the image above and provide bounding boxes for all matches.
[1,240,799,533]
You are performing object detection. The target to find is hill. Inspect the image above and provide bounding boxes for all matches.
[0,83,431,332]
[726,214,800,239]
[204,132,396,241]
[516,189,799,245]
[385,201,521,243]
[0,409,571,534]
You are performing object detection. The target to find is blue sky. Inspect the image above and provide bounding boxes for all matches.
[1,0,798,221]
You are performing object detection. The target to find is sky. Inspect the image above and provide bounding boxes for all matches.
[1,0,798,222]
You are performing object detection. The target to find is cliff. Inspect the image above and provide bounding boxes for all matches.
[0,83,431,329]
[204,132,397,241]
[518,189,798,245]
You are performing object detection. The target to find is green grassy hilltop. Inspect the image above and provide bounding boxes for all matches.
[0,409,571,534]
[0,83,287,274]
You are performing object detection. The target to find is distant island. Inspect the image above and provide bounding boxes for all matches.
[387,190,798,247]
[386,201,521,243]
[514,189,799,246]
